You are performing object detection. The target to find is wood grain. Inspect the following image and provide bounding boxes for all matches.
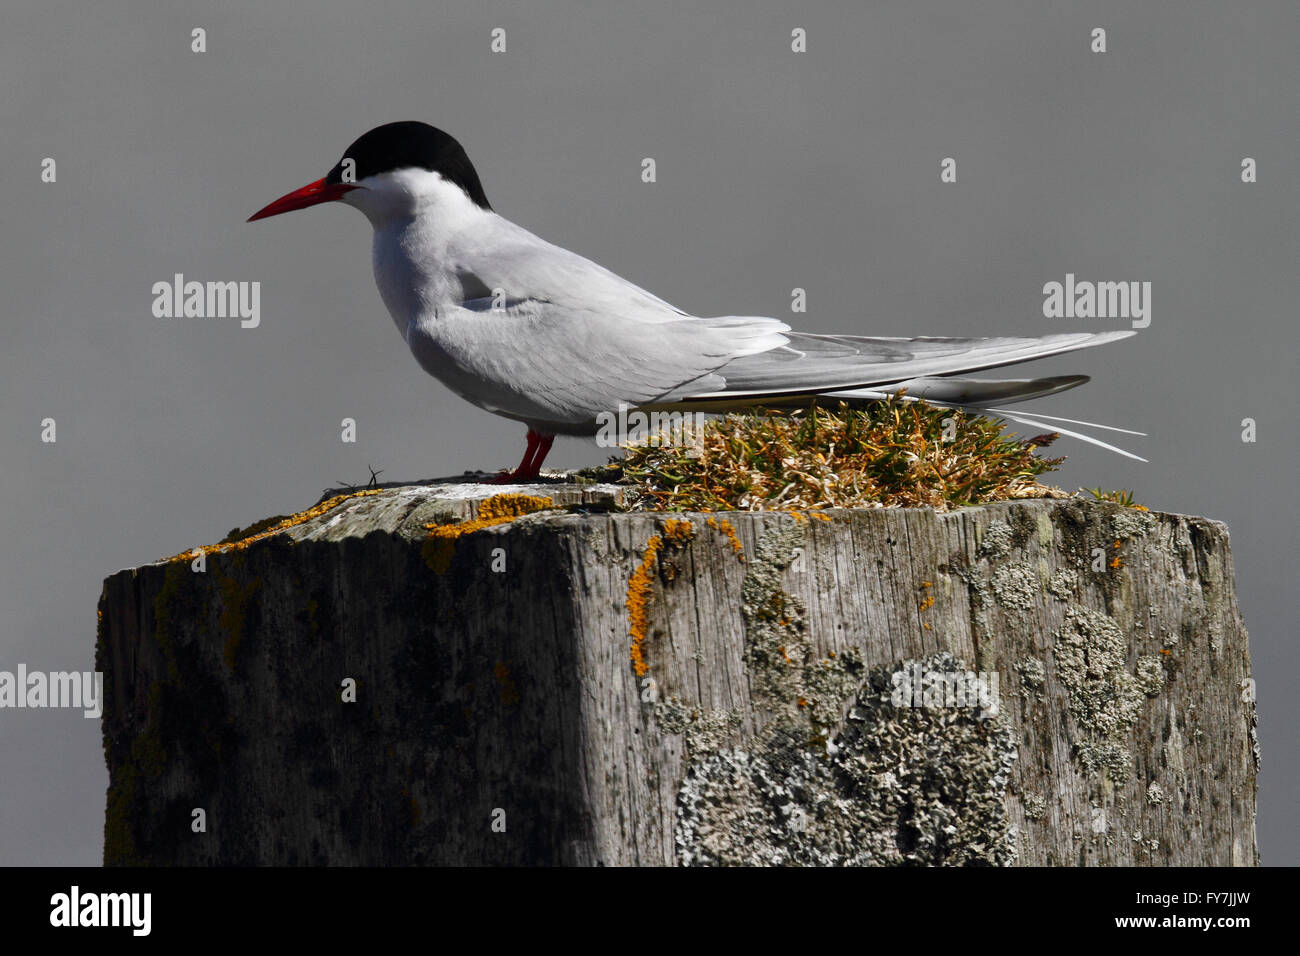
[98,482,1257,865]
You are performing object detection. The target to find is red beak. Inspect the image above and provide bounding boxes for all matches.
[247,178,359,222]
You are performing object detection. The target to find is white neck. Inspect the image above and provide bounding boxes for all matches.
[341,169,495,333]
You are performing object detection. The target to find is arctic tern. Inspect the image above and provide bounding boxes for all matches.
[249,121,1142,478]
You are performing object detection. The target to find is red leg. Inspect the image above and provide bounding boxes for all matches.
[527,433,555,475]
[491,429,554,483]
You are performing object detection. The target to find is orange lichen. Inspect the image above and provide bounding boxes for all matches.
[627,534,665,677]
[165,489,383,564]
[662,518,696,544]
[918,582,935,628]
[627,519,700,676]
[422,493,555,574]
[476,493,556,522]
[705,516,745,560]
[787,510,832,523]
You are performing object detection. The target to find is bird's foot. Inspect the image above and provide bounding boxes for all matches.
[490,430,555,484]
[489,469,539,485]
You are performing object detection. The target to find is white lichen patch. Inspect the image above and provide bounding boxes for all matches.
[1136,656,1165,696]
[733,523,867,741]
[675,652,1018,867]
[991,562,1040,618]
[1209,621,1223,654]
[1018,657,1046,703]
[1146,781,1165,805]
[656,697,692,734]
[980,521,1016,559]
[1023,792,1047,820]
[1131,830,1159,854]
[1090,805,1108,834]
[1052,607,1155,781]
[1047,568,1079,601]
[1112,508,1156,540]
[656,698,743,752]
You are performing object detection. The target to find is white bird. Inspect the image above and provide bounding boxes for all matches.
[249,121,1142,479]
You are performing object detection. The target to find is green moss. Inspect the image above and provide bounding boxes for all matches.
[107,562,238,864]
[153,562,190,685]
[101,572,190,866]
[103,763,140,866]
[218,575,262,673]
[1083,488,1148,510]
[103,679,169,866]
[130,682,168,779]
[619,398,1065,512]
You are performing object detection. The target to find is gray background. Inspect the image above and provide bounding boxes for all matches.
[1,0,1294,865]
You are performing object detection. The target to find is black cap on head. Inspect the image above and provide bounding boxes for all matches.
[325,121,490,209]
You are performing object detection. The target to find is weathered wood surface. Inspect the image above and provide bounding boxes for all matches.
[98,482,1257,865]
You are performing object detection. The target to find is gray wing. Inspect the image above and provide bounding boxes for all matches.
[436,215,1133,429]
[690,331,1137,399]
[429,221,789,424]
